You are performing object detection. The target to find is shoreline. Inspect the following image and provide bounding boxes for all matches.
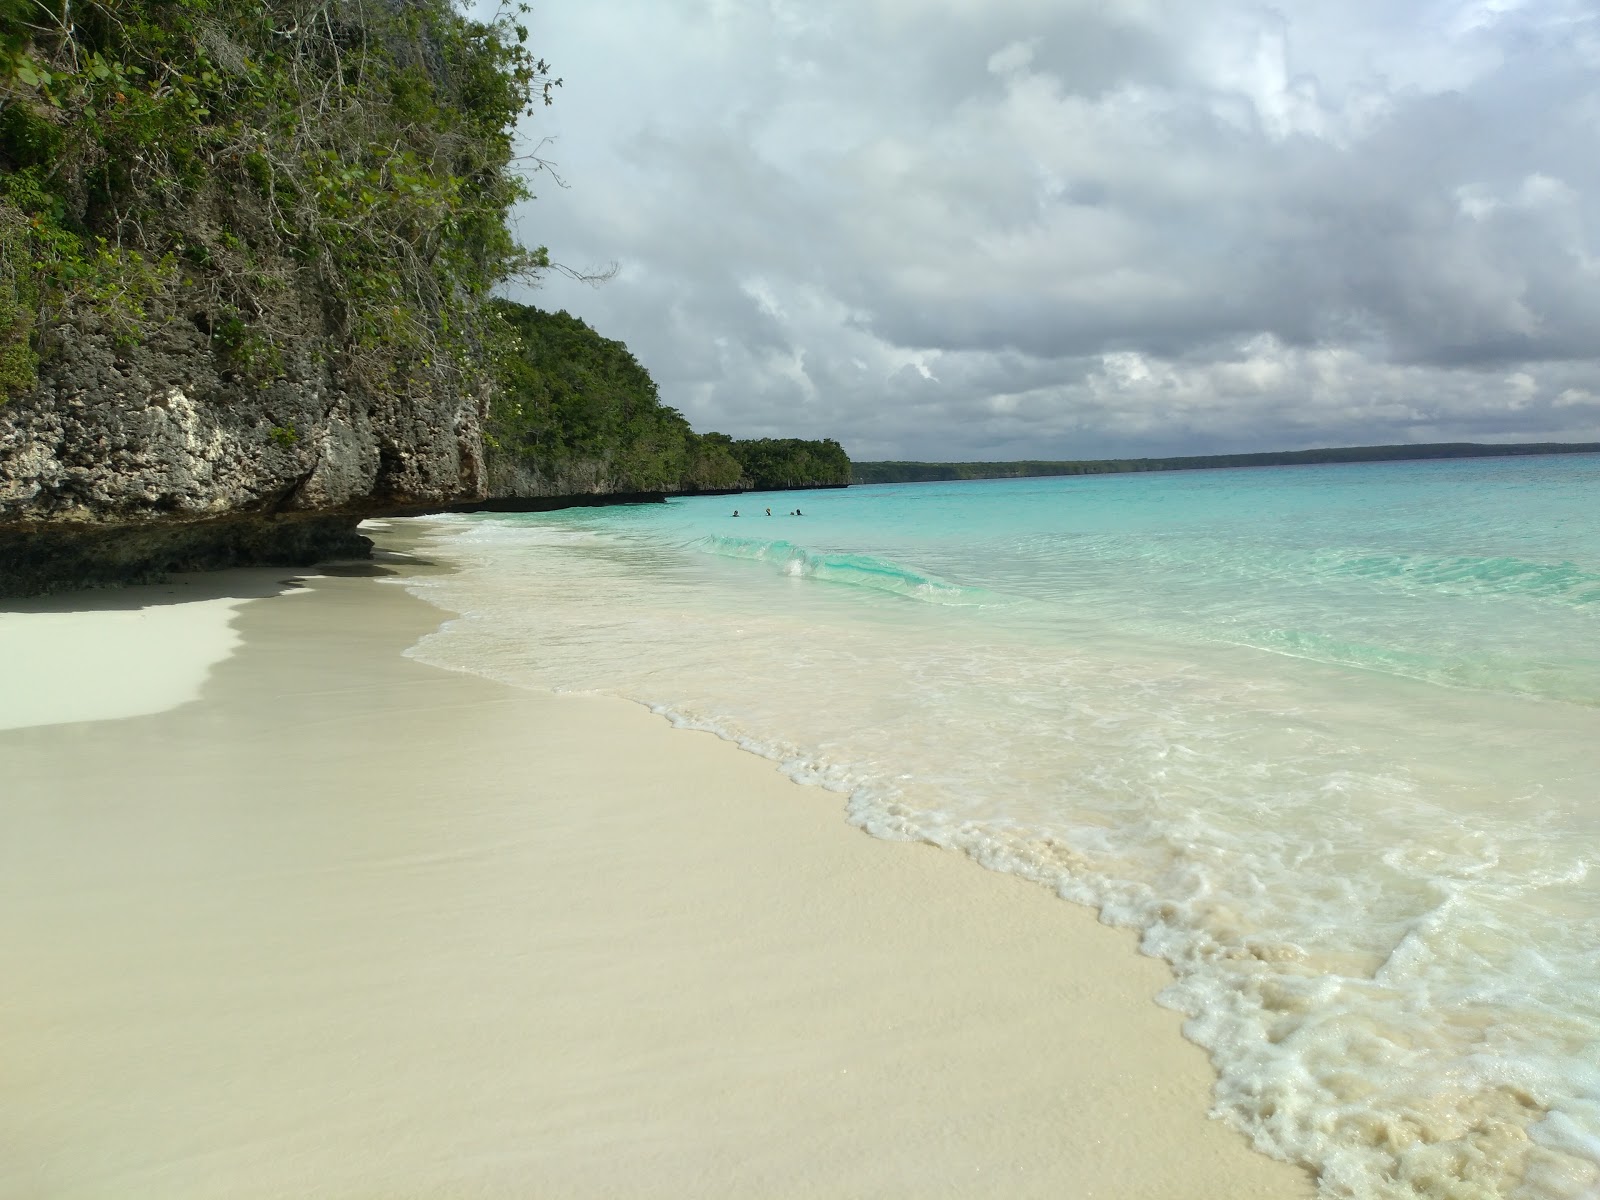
[0,523,1314,1198]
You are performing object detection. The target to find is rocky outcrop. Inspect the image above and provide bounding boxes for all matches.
[0,306,487,596]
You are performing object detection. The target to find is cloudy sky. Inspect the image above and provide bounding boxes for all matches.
[501,0,1600,461]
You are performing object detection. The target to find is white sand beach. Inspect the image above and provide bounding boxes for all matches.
[0,527,1313,1199]
[0,580,291,731]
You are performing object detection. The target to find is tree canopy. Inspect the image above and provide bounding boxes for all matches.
[1,0,554,402]
[486,302,849,496]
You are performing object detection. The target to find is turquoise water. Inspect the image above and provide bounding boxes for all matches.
[401,455,1600,1199]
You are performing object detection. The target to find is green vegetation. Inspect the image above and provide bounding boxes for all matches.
[486,301,850,494]
[725,436,850,490]
[486,301,740,493]
[853,442,1600,484]
[0,0,556,403]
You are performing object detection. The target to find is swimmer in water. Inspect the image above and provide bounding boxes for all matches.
[765,507,772,516]
[732,510,739,517]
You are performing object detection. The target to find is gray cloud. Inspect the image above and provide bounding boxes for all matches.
[501,0,1600,459]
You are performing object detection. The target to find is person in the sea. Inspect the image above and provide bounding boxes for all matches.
[765,507,772,516]
[795,508,803,516]
[732,510,739,517]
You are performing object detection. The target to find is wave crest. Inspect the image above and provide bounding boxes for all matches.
[690,535,988,604]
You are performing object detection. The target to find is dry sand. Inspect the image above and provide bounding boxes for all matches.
[0,579,292,732]
[0,532,1314,1199]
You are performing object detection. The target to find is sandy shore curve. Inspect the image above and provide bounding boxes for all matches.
[0,529,1313,1198]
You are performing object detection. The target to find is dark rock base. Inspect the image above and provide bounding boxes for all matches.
[0,514,373,598]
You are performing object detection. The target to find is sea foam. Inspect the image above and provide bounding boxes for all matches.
[691,534,990,604]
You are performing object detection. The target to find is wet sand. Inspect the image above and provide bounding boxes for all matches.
[0,529,1313,1198]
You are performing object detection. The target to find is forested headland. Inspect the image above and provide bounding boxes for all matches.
[853,442,1600,485]
[486,302,849,496]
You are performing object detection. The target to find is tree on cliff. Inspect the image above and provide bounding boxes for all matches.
[0,0,556,406]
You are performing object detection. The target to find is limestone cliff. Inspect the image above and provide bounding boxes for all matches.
[0,302,486,594]
[0,6,850,597]
[0,0,548,595]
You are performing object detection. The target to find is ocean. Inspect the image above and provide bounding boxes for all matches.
[398,454,1600,1200]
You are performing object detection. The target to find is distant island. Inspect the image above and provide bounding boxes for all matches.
[852,441,1600,485]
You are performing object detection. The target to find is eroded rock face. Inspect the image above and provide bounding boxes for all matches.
[0,310,487,595]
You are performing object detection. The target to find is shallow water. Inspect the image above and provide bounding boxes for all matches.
[400,455,1600,1199]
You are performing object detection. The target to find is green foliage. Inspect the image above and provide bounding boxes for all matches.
[726,437,851,490]
[686,430,743,490]
[0,0,559,402]
[486,302,852,495]
[0,199,34,399]
[268,422,297,448]
[487,301,695,491]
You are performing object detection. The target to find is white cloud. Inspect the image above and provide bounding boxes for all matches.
[508,0,1600,458]
[987,39,1037,75]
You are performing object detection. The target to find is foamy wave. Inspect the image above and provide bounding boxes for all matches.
[689,534,991,604]
[611,695,1600,1200]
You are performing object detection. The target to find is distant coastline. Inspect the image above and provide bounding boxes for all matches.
[852,440,1600,484]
